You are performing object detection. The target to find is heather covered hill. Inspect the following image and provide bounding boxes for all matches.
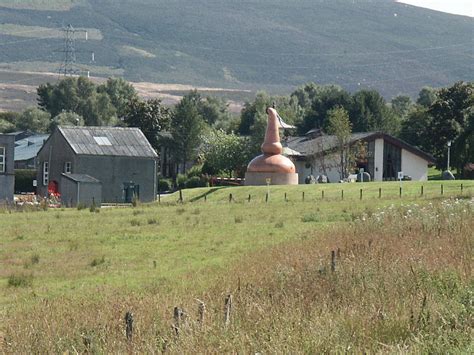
[0,0,472,97]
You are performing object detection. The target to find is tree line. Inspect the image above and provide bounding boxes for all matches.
[0,77,472,177]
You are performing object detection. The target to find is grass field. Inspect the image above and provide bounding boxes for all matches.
[1,181,473,352]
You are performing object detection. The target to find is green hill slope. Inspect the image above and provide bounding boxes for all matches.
[0,0,472,98]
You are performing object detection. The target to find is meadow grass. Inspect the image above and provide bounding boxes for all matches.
[0,181,472,352]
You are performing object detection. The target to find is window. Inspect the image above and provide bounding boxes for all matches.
[64,162,72,174]
[0,146,5,173]
[93,136,112,146]
[43,161,49,186]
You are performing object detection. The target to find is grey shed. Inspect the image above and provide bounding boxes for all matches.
[37,126,158,203]
[61,173,102,207]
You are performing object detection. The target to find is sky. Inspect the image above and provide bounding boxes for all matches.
[397,0,474,17]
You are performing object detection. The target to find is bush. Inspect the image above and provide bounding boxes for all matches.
[187,165,203,178]
[14,169,36,193]
[176,174,187,189]
[185,176,206,189]
[158,178,172,192]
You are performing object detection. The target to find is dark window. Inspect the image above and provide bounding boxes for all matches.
[0,146,5,173]
[383,141,401,181]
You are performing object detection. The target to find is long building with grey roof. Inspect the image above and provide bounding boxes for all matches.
[36,126,158,204]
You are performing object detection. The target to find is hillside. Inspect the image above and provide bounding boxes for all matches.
[0,0,472,107]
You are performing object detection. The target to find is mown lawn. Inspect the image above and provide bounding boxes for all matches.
[0,180,472,352]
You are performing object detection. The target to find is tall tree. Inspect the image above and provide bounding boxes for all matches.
[391,94,413,119]
[417,86,438,108]
[123,98,171,150]
[427,81,474,170]
[15,108,51,133]
[170,92,206,172]
[327,107,352,180]
[350,89,400,134]
[97,77,138,119]
[299,85,351,134]
[399,106,431,151]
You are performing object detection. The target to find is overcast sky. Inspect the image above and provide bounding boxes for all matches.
[397,0,473,17]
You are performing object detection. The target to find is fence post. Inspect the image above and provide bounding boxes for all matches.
[461,184,463,194]
[179,189,183,203]
[441,184,444,195]
[265,193,268,203]
[248,194,251,202]
[331,250,336,272]
[379,187,382,199]
[341,190,344,200]
[284,192,287,202]
[196,299,206,326]
[125,312,133,342]
[302,191,305,201]
[224,294,233,328]
[322,190,324,200]
[204,194,207,202]
[173,307,184,336]
[399,186,402,198]
[421,185,424,196]
[360,188,363,200]
[229,193,233,203]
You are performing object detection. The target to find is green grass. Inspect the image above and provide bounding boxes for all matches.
[1,181,472,352]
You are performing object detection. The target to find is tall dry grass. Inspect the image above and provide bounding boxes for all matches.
[2,198,473,353]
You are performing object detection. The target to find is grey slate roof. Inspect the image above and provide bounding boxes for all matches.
[284,131,435,163]
[58,126,157,158]
[14,134,49,161]
[61,173,101,183]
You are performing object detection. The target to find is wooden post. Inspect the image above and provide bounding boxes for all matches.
[379,187,382,199]
[179,189,183,203]
[248,194,251,202]
[321,190,324,200]
[341,190,344,200]
[331,250,336,272]
[360,188,363,200]
[196,299,206,326]
[284,192,287,202]
[265,193,268,203]
[173,307,184,336]
[399,186,402,198]
[125,312,133,341]
[224,294,232,328]
[441,184,444,195]
[302,191,305,201]
[158,190,161,204]
[204,194,207,202]
[461,184,463,194]
[421,185,424,196]
[229,193,233,203]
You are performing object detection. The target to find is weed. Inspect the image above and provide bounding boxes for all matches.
[90,256,105,267]
[31,254,40,264]
[147,218,159,225]
[235,216,243,223]
[301,213,321,222]
[130,219,141,227]
[77,203,87,210]
[8,273,33,287]
[275,221,284,228]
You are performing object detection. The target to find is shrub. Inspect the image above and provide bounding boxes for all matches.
[176,174,187,189]
[185,176,206,189]
[187,165,203,178]
[147,218,158,225]
[8,273,33,287]
[130,219,141,226]
[158,178,172,193]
